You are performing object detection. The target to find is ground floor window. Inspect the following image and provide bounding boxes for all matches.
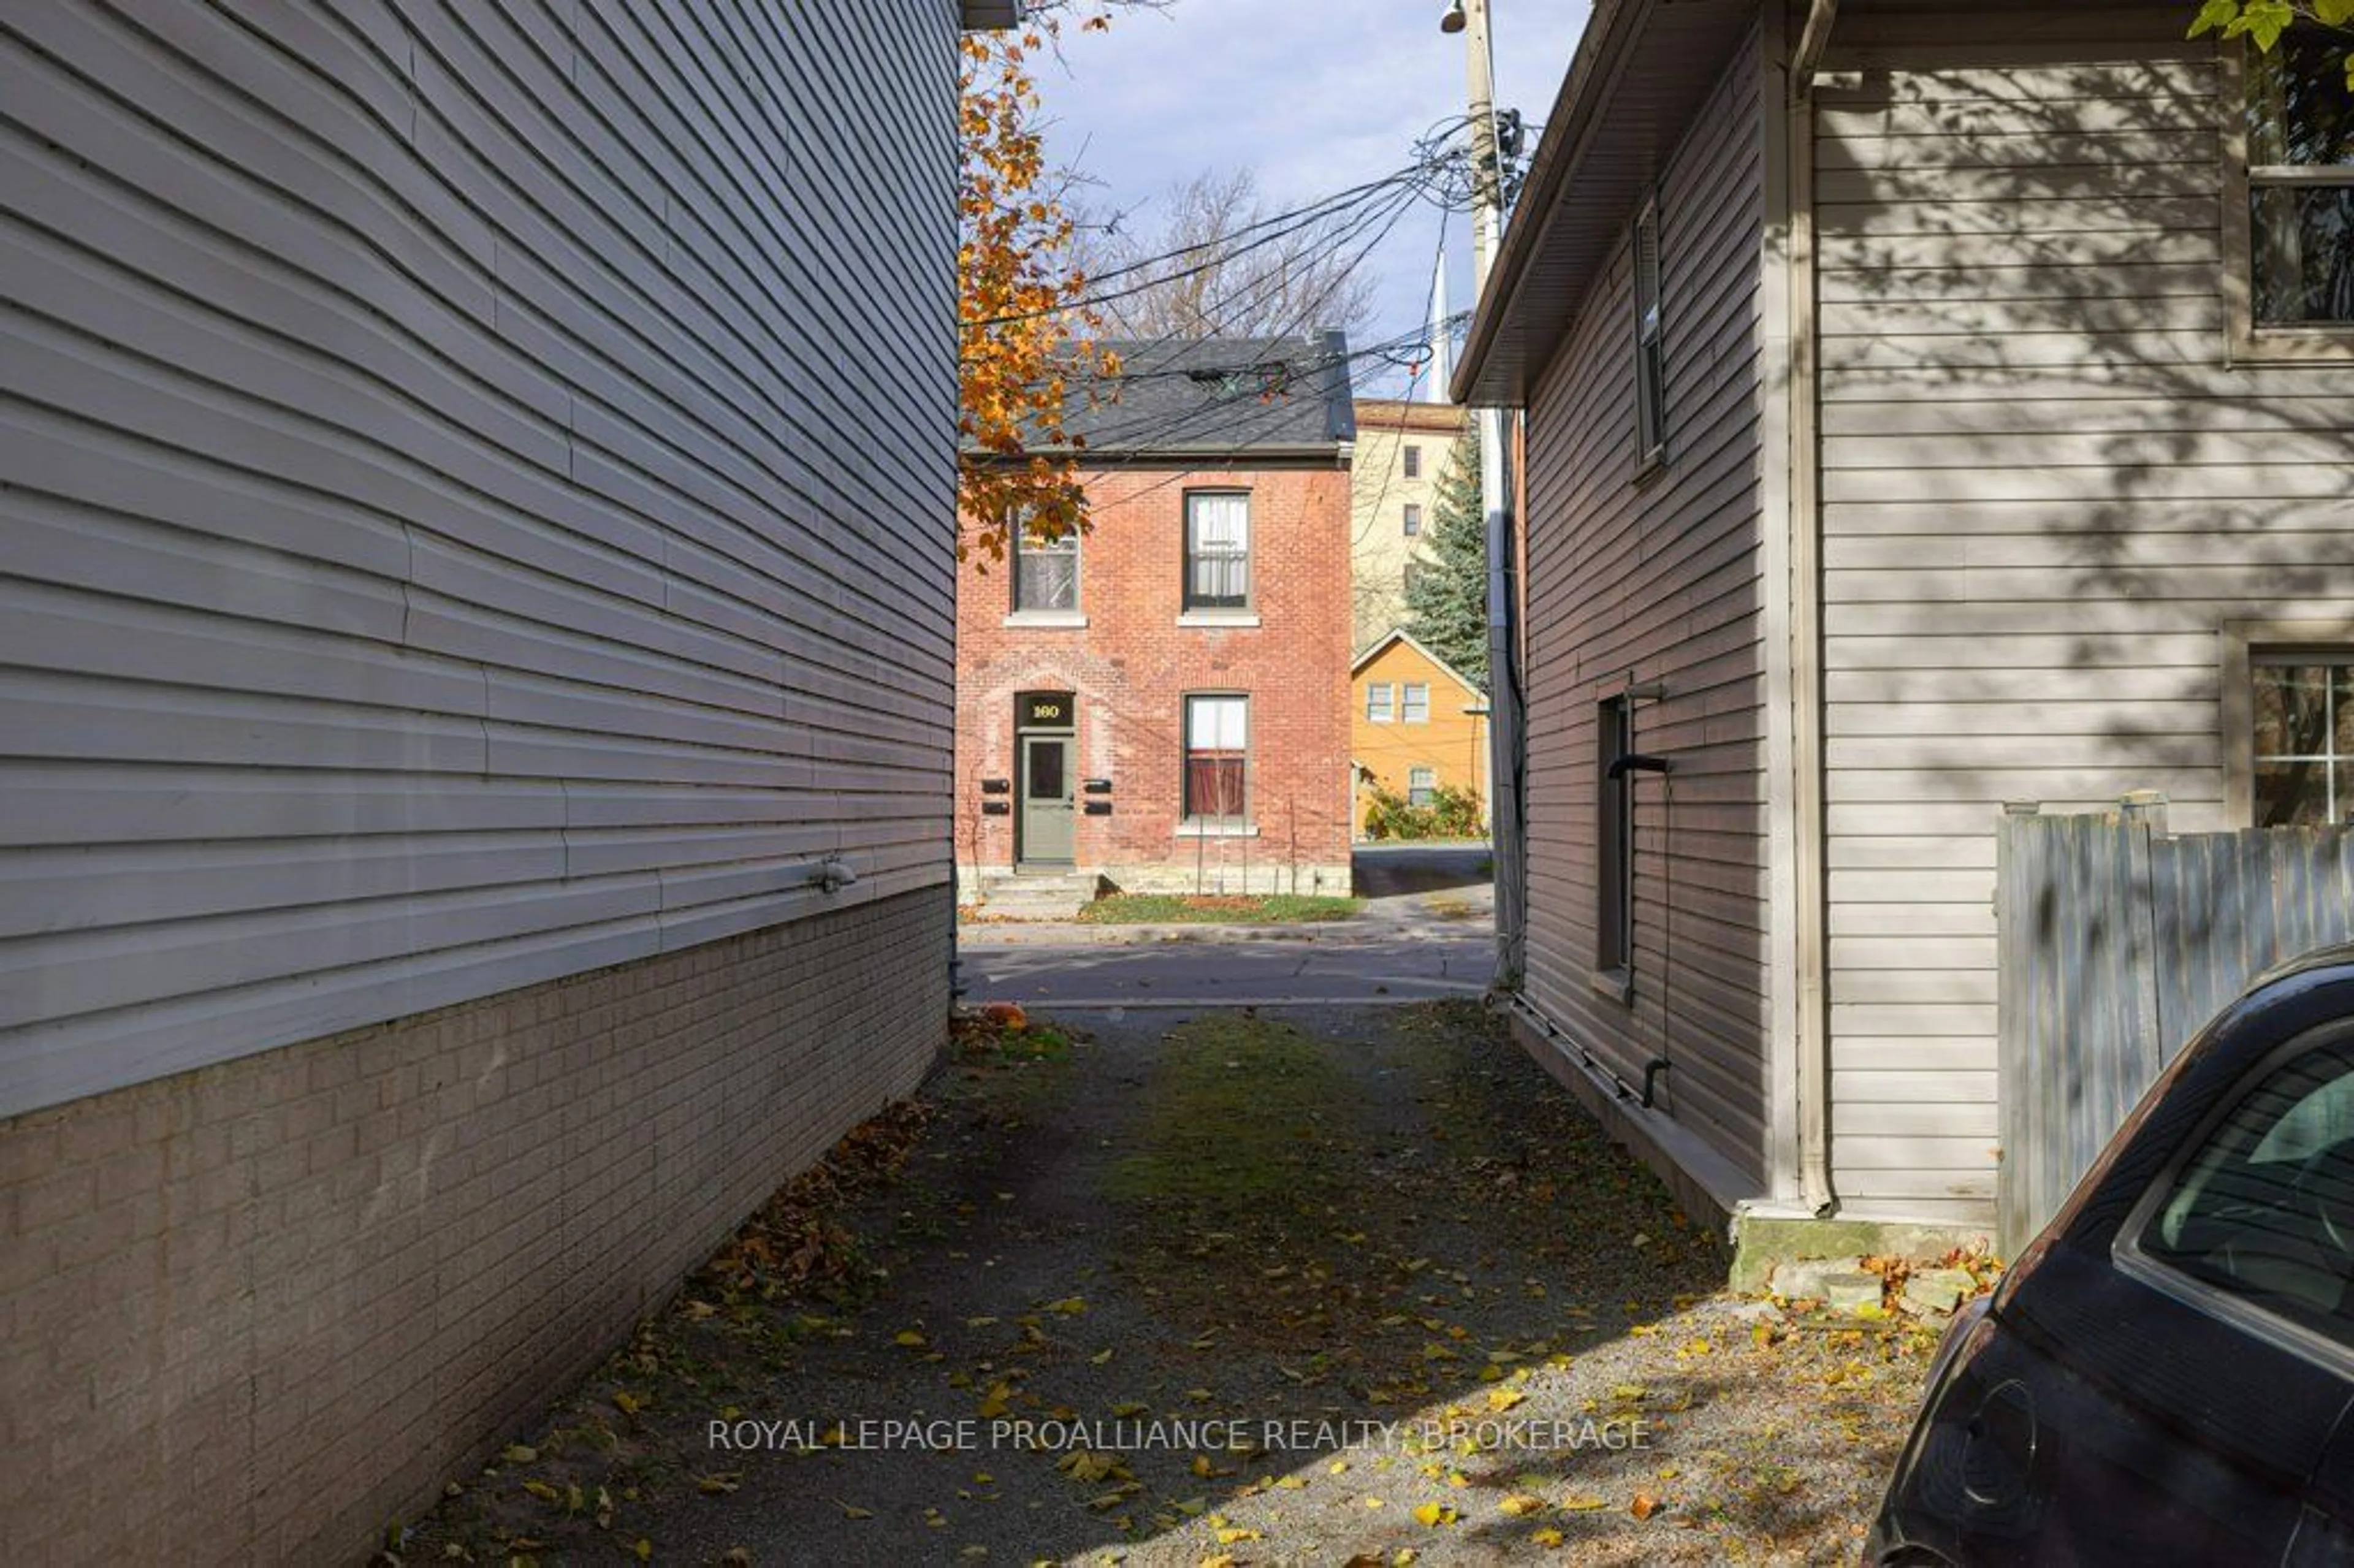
[2253,658,2354,825]
[1184,694,1249,821]
[1409,766,1436,807]
[1597,696,1633,976]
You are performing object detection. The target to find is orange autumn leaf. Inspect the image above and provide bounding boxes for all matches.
[958,10,1119,566]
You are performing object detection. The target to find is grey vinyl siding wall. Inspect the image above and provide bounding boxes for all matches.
[0,1,959,1117]
[1520,25,1770,1190]
[1815,7,2354,1221]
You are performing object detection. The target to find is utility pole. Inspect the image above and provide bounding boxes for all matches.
[1446,0,1525,989]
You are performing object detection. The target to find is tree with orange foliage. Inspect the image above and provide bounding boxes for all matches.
[959,9,1124,569]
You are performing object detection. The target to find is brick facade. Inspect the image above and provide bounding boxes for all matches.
[958,465,1356,899]
[0,892,948,1565]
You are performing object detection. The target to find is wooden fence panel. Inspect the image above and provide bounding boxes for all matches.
[1997,797,2354,1256]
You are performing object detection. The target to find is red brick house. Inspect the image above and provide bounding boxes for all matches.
[959,336,1357,906]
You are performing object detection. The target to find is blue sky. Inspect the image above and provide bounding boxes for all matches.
[1035,1,1596,394]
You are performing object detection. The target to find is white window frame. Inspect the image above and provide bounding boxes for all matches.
[1632,195,1667,470]
[1181,693,1251,826]
[1403,503,1423,538]
[1007,520,1082,623]
[1182,490,1252,613]
[1366,682,1395,724]
[1408,766,1437,807]
[1402,683,1431,725]
[2224,35,2354,363]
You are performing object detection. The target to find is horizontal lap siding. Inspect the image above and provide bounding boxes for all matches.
[1816,14,2354,1222]
[0,0,958,1116]
[1522,26,1769,1189]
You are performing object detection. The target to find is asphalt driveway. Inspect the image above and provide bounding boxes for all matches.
[397,1001,1931,1566]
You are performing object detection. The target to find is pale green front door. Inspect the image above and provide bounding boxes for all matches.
[1018,735,1075,864]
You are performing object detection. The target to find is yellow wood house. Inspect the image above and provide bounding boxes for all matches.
[1350,628,1489,838]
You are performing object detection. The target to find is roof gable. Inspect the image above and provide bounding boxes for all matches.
[1352,628,1485,699]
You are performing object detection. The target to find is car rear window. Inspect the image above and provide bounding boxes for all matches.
[2141,1027,2354,1346]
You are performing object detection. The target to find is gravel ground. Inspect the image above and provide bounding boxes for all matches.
[394,1002,1933,1567]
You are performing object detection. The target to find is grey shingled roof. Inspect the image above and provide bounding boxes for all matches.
[1046,332,1357,459]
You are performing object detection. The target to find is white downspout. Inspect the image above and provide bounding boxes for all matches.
[1790,0,1836,1216]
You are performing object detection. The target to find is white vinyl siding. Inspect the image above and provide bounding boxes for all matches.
[1814,10,2354,1222]
[0,0,961,1116]
[1518,26,1770,1190]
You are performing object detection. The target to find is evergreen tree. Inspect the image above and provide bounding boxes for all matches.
[1403,433,1487,690]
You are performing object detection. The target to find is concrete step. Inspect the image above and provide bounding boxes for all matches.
[967,871,1099,920]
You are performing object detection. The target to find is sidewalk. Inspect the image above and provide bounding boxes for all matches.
[959,842,1497,949]
[954,913,1488,949]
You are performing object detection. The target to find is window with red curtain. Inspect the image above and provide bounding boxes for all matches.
[1183,694,1248,821]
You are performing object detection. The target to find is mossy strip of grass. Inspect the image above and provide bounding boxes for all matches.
[1104,1014,1354,1222]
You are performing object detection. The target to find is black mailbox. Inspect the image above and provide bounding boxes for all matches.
[981,778,1010,794]
[981,801,1010,816]
[1084,778,1113,794]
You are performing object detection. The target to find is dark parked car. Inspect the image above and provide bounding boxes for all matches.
[1869,945,2354,1566]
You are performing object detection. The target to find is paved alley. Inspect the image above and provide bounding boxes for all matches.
[398,1002,1932,1566]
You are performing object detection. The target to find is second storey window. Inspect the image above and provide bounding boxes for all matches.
[2253,658,2354,825]
[1011,523,1079,613]
[1403,503,1423,537]
[1633,197,1666,465]
[2245,34,2354,330]
[1366,682,1395,723]
[1402,682,1430,724]
[1403,444,1422,478]
[1184,492,1250,610]
[1183,694,1249,821]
